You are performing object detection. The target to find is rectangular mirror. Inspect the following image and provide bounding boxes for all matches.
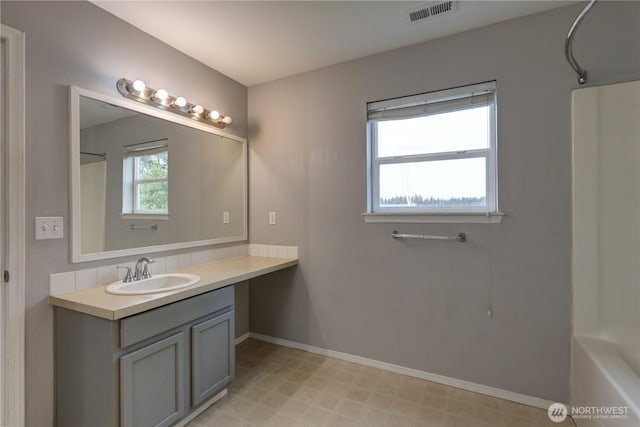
[70,86,247,263]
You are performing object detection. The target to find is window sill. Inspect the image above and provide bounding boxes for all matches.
[362,212,505,224]
[121,213,170,221]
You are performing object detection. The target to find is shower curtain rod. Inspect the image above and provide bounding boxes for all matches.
[80,151,106,158]
[565,0,597,85]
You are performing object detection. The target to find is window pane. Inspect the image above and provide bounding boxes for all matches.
[379,158,486,208]
[377,106,490,158]
[137,182,168,211]
[136,151,168,180]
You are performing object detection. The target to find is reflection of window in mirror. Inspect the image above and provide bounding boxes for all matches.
[122,139,169,216]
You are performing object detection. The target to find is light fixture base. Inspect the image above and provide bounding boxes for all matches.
[116,78,231,129]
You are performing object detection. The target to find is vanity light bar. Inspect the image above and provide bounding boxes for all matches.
[116,78,232,129]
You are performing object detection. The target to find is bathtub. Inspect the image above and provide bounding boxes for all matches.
[571,336,640,427]
[572,80,640,427]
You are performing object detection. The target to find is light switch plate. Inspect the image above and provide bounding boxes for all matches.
[35,216,64,240]
[223,211,230,224]
[268,211,276,225]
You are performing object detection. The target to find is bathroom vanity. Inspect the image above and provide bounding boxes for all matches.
[54,83,284,426]
[50,256,297,427]
[52,81,280,426]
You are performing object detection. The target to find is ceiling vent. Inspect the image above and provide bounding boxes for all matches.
[408,1,457,23]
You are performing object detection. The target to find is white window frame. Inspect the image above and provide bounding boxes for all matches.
[364,81,504,224]
[122,141,169,217]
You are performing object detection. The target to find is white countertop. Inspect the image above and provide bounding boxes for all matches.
[48,256,298,320]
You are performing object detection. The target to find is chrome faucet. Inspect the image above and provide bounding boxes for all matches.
[134,257,155,281]
[116,266,135,283]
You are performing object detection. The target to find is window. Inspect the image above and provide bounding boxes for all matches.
[366,81,502,223]
[122,140,169,216]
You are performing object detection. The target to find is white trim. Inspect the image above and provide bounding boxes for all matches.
[71,236,248,264]
[367,81,500,217]
[234,332,250,345]
[376,148,488,164]
[120,213,170,221]
[69,86,248,263]
[73,86,245,143]
[0,23,26,427]
[362,212,504,224]
[249,332,559,410]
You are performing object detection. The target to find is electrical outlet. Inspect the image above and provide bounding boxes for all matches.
[35,216,64,240]
[223,211,230,224]
[268,211,276,225]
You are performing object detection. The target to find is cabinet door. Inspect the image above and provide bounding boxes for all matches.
[191,310,235,407]
[121,332,186,427]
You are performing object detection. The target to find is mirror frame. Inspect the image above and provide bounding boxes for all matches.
[70,86,248,263]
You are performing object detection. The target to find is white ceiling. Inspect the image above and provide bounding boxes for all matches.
[93,1,573,87]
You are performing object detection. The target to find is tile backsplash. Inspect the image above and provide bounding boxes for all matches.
[248,244,297,259]
[49,243,298,296]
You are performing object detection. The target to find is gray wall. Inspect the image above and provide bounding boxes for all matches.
[0,2,249,426]
[248,2,640,404]
[81,115,244,252]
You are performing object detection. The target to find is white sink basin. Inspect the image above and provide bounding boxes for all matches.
[105,273,200,295]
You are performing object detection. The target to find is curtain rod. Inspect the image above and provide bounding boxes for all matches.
[80,151,106,158]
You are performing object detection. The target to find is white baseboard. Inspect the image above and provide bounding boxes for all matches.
[249,332,559,410]
[235,332,250,345]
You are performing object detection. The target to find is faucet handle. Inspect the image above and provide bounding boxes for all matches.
[141,259,156,279]
[116,266,134,283]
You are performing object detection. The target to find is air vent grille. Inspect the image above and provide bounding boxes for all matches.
[408,1,456,23]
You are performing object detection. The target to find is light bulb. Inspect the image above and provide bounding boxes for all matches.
[222,116,232,125]
[208,110,220,120]
[191,105,204,115]
[174,96,187,108]
[154,89,169,101]
[131,79,146,92]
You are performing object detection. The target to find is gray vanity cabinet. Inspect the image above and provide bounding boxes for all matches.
[191,310,234,406]
[55,286,234,427]
[121,332,186,427]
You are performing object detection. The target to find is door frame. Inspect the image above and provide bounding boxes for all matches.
[1,23,26,427]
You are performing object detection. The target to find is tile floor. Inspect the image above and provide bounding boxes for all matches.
[187,339,575,427]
